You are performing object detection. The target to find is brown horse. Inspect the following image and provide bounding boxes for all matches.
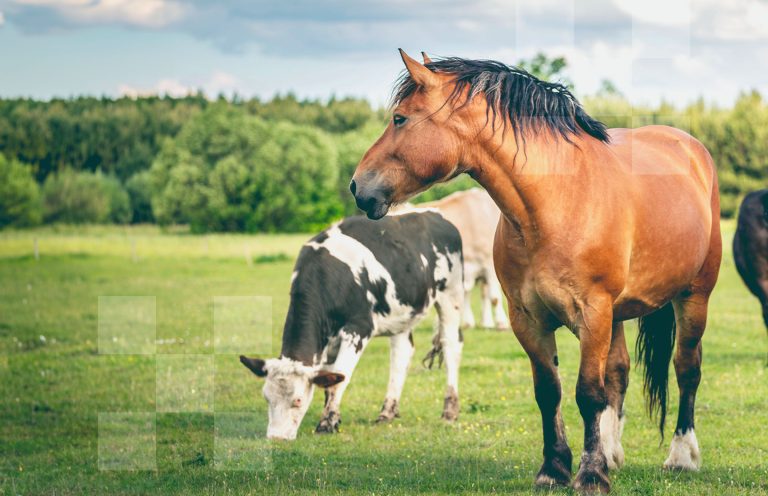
[350,51,721,493]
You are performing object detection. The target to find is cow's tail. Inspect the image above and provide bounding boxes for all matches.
[636,302,677,439]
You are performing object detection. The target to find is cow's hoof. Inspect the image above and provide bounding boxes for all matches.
[315,413,341,434]
[441,389,459,422]
[376,399,400,423]
[573,453,610,494]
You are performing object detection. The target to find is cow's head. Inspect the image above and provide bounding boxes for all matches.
[239,355,345,440]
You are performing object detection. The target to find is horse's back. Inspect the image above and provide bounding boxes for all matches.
[608,125,716,193]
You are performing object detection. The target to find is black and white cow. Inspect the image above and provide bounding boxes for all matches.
[240,211,464,440]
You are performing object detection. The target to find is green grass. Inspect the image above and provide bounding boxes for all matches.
[2,222,768,495]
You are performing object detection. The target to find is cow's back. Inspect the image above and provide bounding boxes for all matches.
[336,213,462,309]
[422,188,499,267]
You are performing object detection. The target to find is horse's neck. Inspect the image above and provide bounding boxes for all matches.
[469,134,596,241]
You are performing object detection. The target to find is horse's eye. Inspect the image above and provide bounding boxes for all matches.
[393,114,408,127]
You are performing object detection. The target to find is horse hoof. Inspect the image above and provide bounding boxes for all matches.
[534,473,570,489]
[573,453,610,494]
[572,479,610,494]
[663,430,701,471]
[572,468,610,494]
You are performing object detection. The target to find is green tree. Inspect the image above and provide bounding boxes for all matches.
[125,171,155,223]
[42,170,130,224]
[0,154,42,228]
[150,105,343,232]
[518,52,571,86]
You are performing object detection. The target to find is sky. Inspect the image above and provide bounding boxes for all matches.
[1,0,767,107]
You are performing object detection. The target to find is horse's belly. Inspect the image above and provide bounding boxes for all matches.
[613,222,711,320]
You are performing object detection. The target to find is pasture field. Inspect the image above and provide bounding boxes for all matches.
[1,221,768,495]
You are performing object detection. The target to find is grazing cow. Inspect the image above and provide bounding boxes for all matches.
[733,189,768,338]
[240,212,464,440]
[418,188,510,329]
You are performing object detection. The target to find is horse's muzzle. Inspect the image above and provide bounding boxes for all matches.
[350,179,390,220]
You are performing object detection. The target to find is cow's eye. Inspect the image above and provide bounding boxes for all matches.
[393,114,408,127]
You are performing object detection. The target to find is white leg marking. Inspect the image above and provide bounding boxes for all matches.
[599,405,625,470]
[664,429,701,471]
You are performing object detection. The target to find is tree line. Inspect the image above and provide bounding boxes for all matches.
[1,60,766,231]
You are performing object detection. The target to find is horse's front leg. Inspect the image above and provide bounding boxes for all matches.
[572,294,614,493]
[511,310,573,488]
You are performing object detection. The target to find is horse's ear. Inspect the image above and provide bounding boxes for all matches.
[240,355,267,377]
[421,51,433,64]
[311,370,345,388]
[399,48,437,88]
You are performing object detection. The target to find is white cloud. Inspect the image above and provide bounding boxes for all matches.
[13,0,186,28]
[695,0,768,41]
[0,11,5,26]
[613,0,691,27]
[205,71,240,96]
[117,72,243,99]
[118,78,192,98]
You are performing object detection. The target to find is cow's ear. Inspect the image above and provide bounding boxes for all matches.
[311,371,345,388]
[240,355,268,377]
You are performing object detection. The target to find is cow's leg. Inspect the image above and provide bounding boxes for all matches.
[572,294,613,494]
[601,321,629,470]
[488,271,511,329]
[316,332,368,434]
[480,278,496,329]
[462,290,476,329]
[377,331,415,423]
[663,294,709,470]
[434,292,463,421]
[512,310,572,488]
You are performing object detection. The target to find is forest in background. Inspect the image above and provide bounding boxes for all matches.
[1,55,766,232]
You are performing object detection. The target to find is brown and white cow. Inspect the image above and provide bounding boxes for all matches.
[395,188,510,329]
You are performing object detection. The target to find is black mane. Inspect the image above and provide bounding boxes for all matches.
[392,57,610,144]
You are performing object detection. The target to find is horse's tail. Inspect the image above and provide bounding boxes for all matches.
[636,302,677,439]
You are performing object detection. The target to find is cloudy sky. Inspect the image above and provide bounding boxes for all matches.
[1,0,767,106]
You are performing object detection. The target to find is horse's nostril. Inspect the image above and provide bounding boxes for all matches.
[349,179,357,195]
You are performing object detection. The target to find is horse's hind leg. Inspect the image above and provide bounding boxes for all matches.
[664,293,708,470]
[665,216,720,470]
[600,322,629,470]
[377,331,415,423]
